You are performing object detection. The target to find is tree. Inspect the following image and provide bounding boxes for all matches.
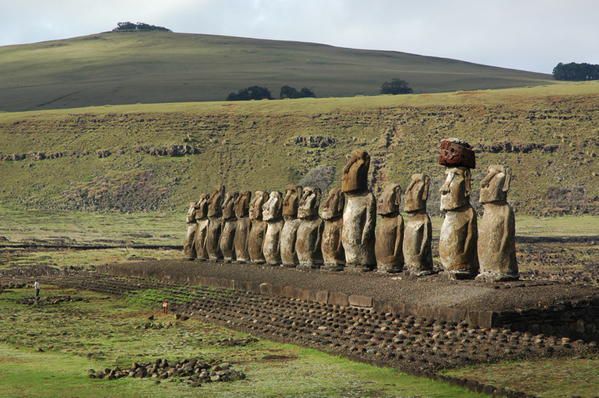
[280,85,316,99]
[380,79,413,95]
[299,87,316,98]
[553,62,599,81]
[226,86,272,101]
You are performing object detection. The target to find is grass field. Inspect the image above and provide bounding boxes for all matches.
[0,31,551,111]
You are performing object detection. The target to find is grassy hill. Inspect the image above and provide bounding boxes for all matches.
[0,82,597,216]
[0,31,552,111]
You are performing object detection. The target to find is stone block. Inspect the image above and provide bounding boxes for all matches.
[349,294,373,308]
[314,290,329,304]
[328,291,349,307]
[259,282,273,295]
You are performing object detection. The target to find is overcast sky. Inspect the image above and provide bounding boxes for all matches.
[1,0,598,73]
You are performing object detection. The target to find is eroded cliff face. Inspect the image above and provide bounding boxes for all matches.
[0,94,597,215]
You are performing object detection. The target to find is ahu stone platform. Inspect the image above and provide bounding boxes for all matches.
[108,260,599,342]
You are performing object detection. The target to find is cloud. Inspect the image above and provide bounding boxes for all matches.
[1,0,597,72]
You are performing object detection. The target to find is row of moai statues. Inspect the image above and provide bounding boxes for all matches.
[184,140,518,281]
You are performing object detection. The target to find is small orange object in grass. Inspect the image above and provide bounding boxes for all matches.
[162,298,169,314]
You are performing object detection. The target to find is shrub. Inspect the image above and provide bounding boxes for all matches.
[227,86,272,101]
[380,79,413,95]
[553,62,599,81]
[280,85,316,99]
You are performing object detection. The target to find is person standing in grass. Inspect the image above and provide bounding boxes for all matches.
[162,298,169,314]
[33,280,40,302]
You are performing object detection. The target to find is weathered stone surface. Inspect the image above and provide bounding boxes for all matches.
[438,138,476,169]
[320,188,345,271]
[262,191,284,265]
[219,192,238,262]
[296,187,323,269]
[233,191,252,263]
[248,191,269,264]
[341,150,370,194]
[183,201,198,259]
[477,165,518,282]
[439,167,478,278]
[206,186,225,261]
[375,183,404,273]
[280,185,302,267]
[193,194,210,260]
[403,174,433,275]
[348,294,373,308]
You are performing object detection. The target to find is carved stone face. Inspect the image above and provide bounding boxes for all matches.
[377,183,402,216]
[297,187,321,219]
[282,185,302,218]
[234,191,251,218]
[440,167,471,211]
[320,187,344,220]
[341,150,370,194]
[263,191,283,221]
[480,165,511,204]
[207,186,225,218]
[404,174,430,213]
[249,191,269,220]
[195,193,210,219]
[222,191,239,220]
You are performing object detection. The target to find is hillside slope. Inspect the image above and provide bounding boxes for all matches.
[0,82,597,216]
[0,31,551,111]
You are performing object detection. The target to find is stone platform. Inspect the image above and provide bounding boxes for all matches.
[107,260,599,341]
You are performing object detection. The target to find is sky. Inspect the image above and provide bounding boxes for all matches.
[1,0,598,73]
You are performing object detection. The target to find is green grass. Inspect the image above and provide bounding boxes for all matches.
[0,31,552,111]
[0,287,485,398]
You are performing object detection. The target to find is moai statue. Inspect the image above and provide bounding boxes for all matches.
[403,174,433,275]
[476,165,518,281]
[194,193,210,260]
[219,191,239,263]
[248,190,269,264]
[375,183,404,273]
[438,139,478,279]
[341,150,376,272]
[206,185,225,261]
[262,191,284,265]
[295,187,323,269]
[233,191,252,263]
[320,187,345,271]
[183,201,198,260]
[280,185,303,267]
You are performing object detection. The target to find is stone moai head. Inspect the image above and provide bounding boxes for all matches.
[207,185,225,218]
[195,193,210,219]
[342,150,370,194]
[234,191,252,218]
[282,185,303,218]
[263,191,283,222]
[480,165,511,204]
[297,187,321,219]
[404,174,430,213]
[222,191,239,220]
[320,187,345,220]
[440,167,471,211]
[249,191,269,220]
[377,183,402,216]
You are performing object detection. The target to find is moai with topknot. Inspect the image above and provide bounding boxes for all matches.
[320,188,345,271]
[374,183,404,273]
[262,191,284,265]
[206,186,225,261]
[280,185,303,267]
[183,201,199,260]
[219,191,239,263]
[194,193,210,260]
[248,191,269,264]
[233,191,252,263]
[438,139,478,279]
[341,150,376,272]
[296,187,323,269]
[476,165,518,281]
[403,174,433,275]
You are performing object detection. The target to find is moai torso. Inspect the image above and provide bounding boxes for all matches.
[375,183,404,273]
[280,185,302,267]
[295,187,323,269]
[439,167,478,279]
[219,191,238,262]
[248,191,269,264]
[403,174,433,275]
[233,191,252,263]
[184,201,199,259]
[341,150,376,271]
[320,188,345,271]
[194,194,210,260]
[262,191,284,265]
[477,165,518,281]
[206,186,225,261]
